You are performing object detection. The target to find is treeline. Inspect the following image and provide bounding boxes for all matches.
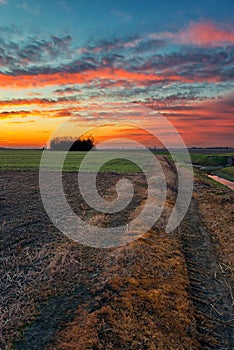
[50,136,95,151]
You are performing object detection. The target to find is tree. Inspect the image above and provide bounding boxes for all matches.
[50,135,95,151]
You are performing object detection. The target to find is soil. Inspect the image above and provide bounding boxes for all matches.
[0,157,233,349]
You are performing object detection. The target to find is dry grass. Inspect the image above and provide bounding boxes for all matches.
[46,231,198,350]
[193,171,234,317]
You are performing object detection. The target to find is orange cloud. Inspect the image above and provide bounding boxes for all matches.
[0,107,82,120]
[0,67,222,90]
[0,69,180,88]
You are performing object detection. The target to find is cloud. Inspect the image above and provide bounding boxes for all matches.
[16,2,40,15]
[0,110,31,119]
[7,120,36,124]
[0,0,7,4]
[1,60,232,91]
[139,94,234,146]
[0,107,79,120]
[0,30,73,72]
[112,10,131,22]
[0,97,77,106]
[142,94,234,121]
[57,1,71,12]
[0,68,197,89]
[77,35,140,55]
[1,24,233,89]
[178,21,234,46]
[53,86,82,95]
[133,39,165,53]
[150,20,234,47]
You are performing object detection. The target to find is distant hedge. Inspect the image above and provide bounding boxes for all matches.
[50,136,95,151]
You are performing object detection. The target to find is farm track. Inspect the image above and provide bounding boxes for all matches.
[165,160,234,349]
[0,160,233,349]
[179,201,234,349]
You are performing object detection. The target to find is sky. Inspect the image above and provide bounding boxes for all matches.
[0,0,233,148]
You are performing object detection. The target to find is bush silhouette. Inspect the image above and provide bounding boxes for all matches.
[50,136,95,151]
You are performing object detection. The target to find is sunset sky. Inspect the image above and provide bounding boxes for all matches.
[0,0,233,148]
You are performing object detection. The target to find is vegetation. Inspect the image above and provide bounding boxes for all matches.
[0,150,144,173]
[0,150,234,176]
[50,136,95,151]
[193,168,228,189]
[47,237,198,350]
[0,150,42,170]
[189,154,231,167]
[213,166,234,182]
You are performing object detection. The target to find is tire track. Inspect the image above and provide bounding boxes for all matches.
[179,200,233,350]
[164,158,233,349]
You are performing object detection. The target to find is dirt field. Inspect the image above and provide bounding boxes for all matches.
[0,157,233,349]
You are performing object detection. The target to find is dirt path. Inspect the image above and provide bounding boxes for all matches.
[179,200,233,349]
[163,159,234,349]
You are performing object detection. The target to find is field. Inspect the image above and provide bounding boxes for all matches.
[0,150,233,349]
[1,149,234,172]
[189,154,232,167]
[0,150,143,173]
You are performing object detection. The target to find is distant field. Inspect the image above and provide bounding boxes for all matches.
[0,150,42,170]
[0,149,233,172]
[0,150,143,173]
[189,153,233,166]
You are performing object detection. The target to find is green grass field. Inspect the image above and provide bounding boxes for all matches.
[0,150,42,170]
[189,153,232,166]
[0,150,143,173]
[0,149,233,174]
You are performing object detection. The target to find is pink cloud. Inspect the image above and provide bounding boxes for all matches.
[150,20,234,47]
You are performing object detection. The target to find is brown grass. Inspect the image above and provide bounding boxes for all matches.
[194,170,234,309]
[47,233,198,350]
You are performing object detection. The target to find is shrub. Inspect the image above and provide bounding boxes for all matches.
[50,136,95,151]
